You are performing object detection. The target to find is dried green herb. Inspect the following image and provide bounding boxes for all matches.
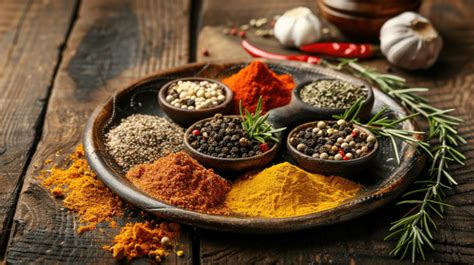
[299,79,367,109]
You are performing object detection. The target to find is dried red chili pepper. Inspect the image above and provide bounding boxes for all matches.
[299,42,375,58]
[241,40,321,64]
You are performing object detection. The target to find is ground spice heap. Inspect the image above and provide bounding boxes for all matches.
[126,152,231,214]
[40,145,124,234]
[225,162,361,218]
[104,221,182,262]
[105,114,184,170]
[222,61,295,114]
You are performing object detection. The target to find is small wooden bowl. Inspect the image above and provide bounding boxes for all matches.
[183,115,280,173]
[158,77,233,126]
[268,78,374,128]
[287,121,379,176]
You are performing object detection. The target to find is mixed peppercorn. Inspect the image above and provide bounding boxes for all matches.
[165,80,226,110]
[187,114,274,159]
[289,120,376,160]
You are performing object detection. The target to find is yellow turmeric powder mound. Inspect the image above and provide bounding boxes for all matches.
[103,221,179,262]
[225,162,361,218]
[40,145,124,234]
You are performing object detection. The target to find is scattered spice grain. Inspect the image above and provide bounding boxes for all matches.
[40,145,124,234]
[105,114,184,170]
[103,221,179,262]
[225,162,361,218]
[126,152,231,214]
[222,61,295,114]
[40,146,185,263]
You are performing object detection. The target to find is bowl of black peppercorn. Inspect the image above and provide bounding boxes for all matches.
[287,119,379,176]
[183,114,280,174]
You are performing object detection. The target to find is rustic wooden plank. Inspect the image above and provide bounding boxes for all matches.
[6,0,193,263]
[0,0,78,256]
[196,0,474,264]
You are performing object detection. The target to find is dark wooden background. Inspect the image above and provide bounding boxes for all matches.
[0,0,472,264]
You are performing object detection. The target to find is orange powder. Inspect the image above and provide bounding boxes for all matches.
[222,61,295,114]
[40,145,124,234]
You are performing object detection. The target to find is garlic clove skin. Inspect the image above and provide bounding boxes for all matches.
[380,12,443,70]
[274,7,322,48]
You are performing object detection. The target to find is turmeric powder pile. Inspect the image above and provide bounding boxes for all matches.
[40,145,185,262]
[40,145,124,234]
[103,221,181,262]
[225,162,361,218]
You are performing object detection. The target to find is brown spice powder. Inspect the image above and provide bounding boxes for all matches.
[126,152,231,214]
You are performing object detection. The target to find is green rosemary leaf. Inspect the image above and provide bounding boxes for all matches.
[396,200,425,205]
[426,199,453,207]
[401,188,430,197]
[419,230,434,250]
[330,59,466,262]
[239,96,285,144]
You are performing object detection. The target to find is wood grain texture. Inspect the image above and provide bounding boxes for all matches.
[196,0,474,264]
[0,0,77,255]
[6,0,193,264]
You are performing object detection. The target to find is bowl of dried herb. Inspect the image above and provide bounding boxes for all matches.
[268,78,374,128]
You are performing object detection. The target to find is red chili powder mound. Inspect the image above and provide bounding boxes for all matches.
[222,61,295,114]
[126,152,231,214]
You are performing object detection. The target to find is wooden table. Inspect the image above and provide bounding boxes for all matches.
[1,0,472,264]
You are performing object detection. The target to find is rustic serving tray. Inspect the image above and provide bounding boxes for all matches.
[83,59,425,233]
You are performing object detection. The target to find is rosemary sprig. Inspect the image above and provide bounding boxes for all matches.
[239,96,286,143]
[334,98,430,165]
[330,59,466,262]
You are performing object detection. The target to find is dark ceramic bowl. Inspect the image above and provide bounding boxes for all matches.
[158,77,233,126]
[183,115,280,173]
[268,78,374,129]
[287,121,379,176]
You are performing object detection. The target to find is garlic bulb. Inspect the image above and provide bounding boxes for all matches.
[274,7,322,47]
[380,12,443,70]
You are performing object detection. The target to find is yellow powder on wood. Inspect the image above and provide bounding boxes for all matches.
[103,221,180,262]
[225,162,361,218]
[40,145,124,234]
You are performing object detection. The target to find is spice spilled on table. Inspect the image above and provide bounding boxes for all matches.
[39,145,185,262]
[40,145,124,234]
